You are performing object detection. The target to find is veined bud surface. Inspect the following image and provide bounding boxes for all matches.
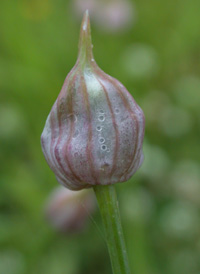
[41,11,145,190]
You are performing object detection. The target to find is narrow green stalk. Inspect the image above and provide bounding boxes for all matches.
[94,185,131,274]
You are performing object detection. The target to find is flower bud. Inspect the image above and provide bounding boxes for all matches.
[45,186,95,232]
[41,11,145,190]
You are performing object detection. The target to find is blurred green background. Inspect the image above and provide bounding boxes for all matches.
[0,0,200,273]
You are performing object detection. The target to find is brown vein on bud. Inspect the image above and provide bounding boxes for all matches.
[49,108,74,187]
[97,77,119,181]
[125,109,145,180]
[120,94,144,180]
[96,69,139,180]
[63,75,84,184]
[110,79,140,180]
[41,129,67,186]
[49,64,80,188]
[93,66,138,180]
[80,69,98,185]
[51,77,73,185]
[55,73,83,188]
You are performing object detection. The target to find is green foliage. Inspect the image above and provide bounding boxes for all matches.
[0,0,200,273]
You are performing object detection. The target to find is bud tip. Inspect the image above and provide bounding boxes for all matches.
[78,10,93,65]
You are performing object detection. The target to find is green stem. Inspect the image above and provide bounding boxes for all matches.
[94,185,131,274]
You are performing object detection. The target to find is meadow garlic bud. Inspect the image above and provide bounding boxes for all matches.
[41,11,145,190]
